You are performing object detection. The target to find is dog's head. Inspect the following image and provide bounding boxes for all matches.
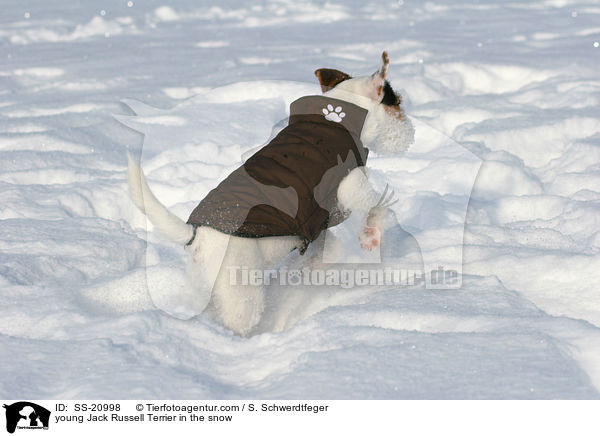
[314,51,414,155]
[315,51,403,118]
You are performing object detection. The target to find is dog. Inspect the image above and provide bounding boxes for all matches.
[128,51,414,335]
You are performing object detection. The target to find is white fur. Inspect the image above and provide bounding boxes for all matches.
[337,167,380,213]
[325,78,415,155]
[183,224,298,334]
[127,153,194,245]
[128,56,412,335]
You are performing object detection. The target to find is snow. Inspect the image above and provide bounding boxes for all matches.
[1,0,599,399]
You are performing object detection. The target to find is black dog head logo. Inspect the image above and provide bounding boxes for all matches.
[3,402,50,434]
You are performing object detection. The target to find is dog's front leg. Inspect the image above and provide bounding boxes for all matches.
[360,210,383,251]
[337,167,395,251]
[359,205,397,251]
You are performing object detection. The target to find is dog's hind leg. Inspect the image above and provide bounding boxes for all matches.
[211,236,266,335]
[257,235,300,266]
[185,226,230,299]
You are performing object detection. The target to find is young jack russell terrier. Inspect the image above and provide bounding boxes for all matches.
[128,51,414,335]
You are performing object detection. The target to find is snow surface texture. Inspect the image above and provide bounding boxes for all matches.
[1,0,599,399]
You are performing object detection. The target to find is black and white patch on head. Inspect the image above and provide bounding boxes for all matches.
[381,80,401,106]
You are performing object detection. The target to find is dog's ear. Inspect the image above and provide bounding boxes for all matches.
[368,51,390,100]
[314,68,351,93]
[375,51,389,80]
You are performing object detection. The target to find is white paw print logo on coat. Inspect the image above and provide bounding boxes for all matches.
[322,104,345,123]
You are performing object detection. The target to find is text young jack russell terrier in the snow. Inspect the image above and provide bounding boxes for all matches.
[128,51,415,335]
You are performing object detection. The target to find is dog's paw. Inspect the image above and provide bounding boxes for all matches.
[359,225,381,251]
[322,104,346,123]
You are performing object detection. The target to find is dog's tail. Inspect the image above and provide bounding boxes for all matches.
[127,153,195,245]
